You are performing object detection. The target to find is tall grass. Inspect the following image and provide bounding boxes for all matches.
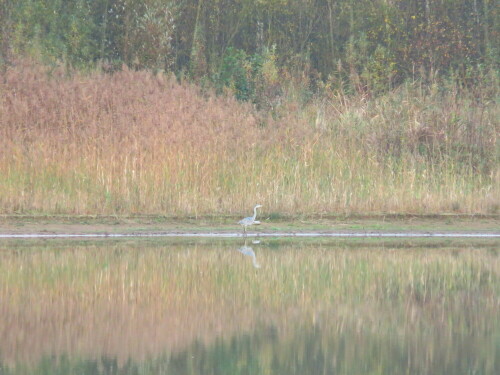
[0,61,498,216]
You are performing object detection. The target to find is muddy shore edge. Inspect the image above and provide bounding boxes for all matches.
[1,215,498,236]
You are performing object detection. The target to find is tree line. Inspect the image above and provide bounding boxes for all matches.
[0,0,498,96]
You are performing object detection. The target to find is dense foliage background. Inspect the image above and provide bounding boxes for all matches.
[1,0,498,97]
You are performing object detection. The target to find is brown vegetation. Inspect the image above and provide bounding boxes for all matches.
[0,61,498,216]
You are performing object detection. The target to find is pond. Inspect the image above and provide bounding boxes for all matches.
[0,238,499,374]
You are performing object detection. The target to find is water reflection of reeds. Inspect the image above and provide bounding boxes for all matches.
[0,240,498,373]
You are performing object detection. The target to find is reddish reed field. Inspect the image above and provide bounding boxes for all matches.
[0,61,498,216]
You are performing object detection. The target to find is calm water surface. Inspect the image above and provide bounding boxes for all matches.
[0,238,499,374]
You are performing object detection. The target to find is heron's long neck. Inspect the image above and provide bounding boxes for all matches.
[253,207,259,219]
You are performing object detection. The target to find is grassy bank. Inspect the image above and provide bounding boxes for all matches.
[0,215,499,237]
[0,62,498,216]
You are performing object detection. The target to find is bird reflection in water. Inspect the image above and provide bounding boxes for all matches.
[237,240,261,268]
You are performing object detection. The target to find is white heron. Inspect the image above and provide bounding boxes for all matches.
[238,204,262,235]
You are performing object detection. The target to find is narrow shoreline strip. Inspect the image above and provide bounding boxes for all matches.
[1,232,499,239]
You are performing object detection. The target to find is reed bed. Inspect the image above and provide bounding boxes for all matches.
[0,240,498,368]
[0,61,498,216]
